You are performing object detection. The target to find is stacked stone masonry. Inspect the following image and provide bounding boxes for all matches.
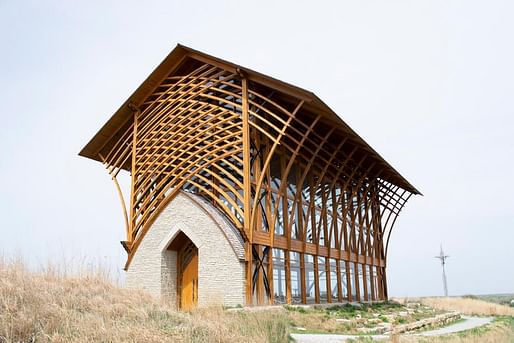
[125,191,246,309]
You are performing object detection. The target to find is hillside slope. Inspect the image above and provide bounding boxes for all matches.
[0,260,288,343]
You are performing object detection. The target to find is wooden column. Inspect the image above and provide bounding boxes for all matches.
[268,247,274,305]
[336,258,343,302]
[285,250,292,304]
[242,76,253,305]
[129,107,139,243]
[325,257,332,303]
[346,261,353,302]
[256,245,264,305]
[300,252,307,303]
[314,255,320,303]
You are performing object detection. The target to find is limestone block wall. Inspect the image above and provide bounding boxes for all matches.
[125,191,246,309]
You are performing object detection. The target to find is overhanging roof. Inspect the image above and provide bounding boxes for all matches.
[79,44,420,195]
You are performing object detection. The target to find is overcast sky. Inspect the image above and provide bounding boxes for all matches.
[1,1,513,297]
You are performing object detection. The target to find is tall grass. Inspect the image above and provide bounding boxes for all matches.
[397,317,514,343]
[0,257,289,342]
[418,297,514,316]
[393,297,514,342]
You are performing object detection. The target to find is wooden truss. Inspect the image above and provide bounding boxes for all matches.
[80,45,420,305]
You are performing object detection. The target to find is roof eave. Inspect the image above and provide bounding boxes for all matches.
[78,43,421,195]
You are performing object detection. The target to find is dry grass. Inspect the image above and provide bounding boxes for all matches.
[3,256,512,343]
[0,257,289,342]
[390,297,514,343]
[395,317,514,343]
[415,297,514,316]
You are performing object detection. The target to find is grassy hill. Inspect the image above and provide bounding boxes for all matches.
[0,259,288,342]
[1,258,513,342]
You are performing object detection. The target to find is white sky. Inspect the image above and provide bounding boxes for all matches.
[1,0,513,297]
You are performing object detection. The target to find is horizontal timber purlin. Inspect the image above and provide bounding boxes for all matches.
[90,51,417,306]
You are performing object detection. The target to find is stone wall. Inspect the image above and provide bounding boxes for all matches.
[125,191,246,309]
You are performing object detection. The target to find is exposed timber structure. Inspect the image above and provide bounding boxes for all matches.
[80,44,420,307]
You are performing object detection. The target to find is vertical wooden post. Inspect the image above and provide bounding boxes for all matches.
[254,131,262,234]
[285,250,292,304]
[242,76,251,240]
[256,245,264,304]
[246,242,253,305]
[242,76,253,305]
[268,247,274,305]
[354,262,360,302]
[300,252,307,304]
[358,192,369,302]
[362,263,369,302]
[346,261,353,302]
[336,258,343,302]
[382,267,389,300]
[265,140,274,305]
[332,186,340,250]
[280,147,292,304]
[369,265,375,302]
[325,258,332,303]
[129,107,139,243]
[297,167,306,304]
[322,186,332,302]
[314,256,320,303]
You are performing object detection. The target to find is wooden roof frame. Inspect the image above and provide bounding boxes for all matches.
[79,44,420,195]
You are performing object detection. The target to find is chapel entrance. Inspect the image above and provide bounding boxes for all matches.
[168,231,198,310]
[178,240,198,310]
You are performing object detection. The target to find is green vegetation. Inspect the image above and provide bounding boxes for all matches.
[285,301,449,335]
[4,257,513,343]
[410,316,514,343]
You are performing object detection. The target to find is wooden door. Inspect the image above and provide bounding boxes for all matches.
[179,242,198,310]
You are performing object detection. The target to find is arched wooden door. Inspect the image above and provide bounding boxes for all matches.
[178,241,198,310]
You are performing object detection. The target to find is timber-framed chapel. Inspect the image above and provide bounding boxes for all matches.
[80,44,419,309]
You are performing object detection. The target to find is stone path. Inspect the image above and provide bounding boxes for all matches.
[411,316,493,337]
[291,316,494,342]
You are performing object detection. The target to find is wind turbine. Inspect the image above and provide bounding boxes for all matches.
[435,244,449,297]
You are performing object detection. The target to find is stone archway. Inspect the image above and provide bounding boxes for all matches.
[166,231,198,310]
[126,192,246,309]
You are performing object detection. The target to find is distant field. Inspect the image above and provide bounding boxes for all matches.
[466,294,514,307]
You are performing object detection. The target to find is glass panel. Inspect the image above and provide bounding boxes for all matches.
[337,217,344,248]
[290,252,302,304]
[273,193,284,235]
[272,249,286,304]
[358,264,364,301]
[303,204,313,243]
[329,213,336,248]
[339,260,348,299]
[288,198,298,239]
[367,265,373,300]
[350,263,356,299]
[271,174,281,191]
[305,254,315,303]
[330,258,338,301]
[287,177,296,197]
[374,266,379,300]
[318,256,327,303]
[315,210,324,245]
[258,188,269,232]
[262,247,271,303]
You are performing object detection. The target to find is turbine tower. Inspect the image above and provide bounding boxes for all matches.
[435,244,449,297]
